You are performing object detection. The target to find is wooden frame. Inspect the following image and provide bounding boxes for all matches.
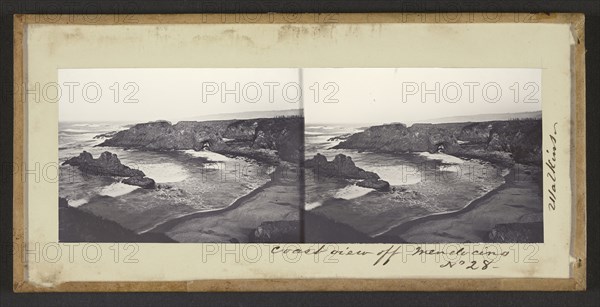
[13,13,586,292]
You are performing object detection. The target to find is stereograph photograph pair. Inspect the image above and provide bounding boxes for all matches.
[12,13,586,292]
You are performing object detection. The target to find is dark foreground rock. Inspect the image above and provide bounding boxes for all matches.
[248,212,403,243]
[334,119,542,165]
[59,198,175,243]
[303,211,383,243]
[59,197,69,208]
[122,176,156,189]
[249,221,301,243]
[63,151,145,177]
[486,222,543,243]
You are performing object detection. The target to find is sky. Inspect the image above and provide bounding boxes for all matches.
[303,68,542,125]
[58,68,302,122]
[59,68,541,124]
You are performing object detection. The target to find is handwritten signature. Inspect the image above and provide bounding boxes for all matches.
[546,122,558,211]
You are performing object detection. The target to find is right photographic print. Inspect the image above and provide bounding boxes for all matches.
[302,68,543,244]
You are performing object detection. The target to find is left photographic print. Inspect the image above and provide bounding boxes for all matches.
[58,68,304,243]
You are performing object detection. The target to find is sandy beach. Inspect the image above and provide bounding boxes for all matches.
[307,156,507,237]
[158,163,302,242]
[378,163,543,243]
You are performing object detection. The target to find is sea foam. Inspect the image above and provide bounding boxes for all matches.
[98,182,140,197]
[67,198,89,207]
[305,202,323,211]
[333,184,373,199]
[366,165,422,185]
[419,152,465,164]
[138,162,190,183]
[183,150,231,162]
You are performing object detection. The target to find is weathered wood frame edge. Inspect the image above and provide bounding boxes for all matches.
[12,12,586,292]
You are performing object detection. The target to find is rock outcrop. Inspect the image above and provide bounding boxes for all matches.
[305,154,379,180]
[356,179,391,192]
[59,198,175,243]
[334,119,542,165]
[59,197,69,208]
[63,151,156,189]
[122,176,156,189]
[93,131,118,139]
[305,154,390,191]
[98,120,225,151]
[63,151,145,177]
[99,117,303,164]
[334,123,461,154]
[248,213,403,243]
[327,133,352,142]
[486,222,543,243]
[249,221,301,243]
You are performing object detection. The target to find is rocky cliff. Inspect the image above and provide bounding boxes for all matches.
[334,119,542,165]
[486,222,543,243]
[63,151,156,189]
[99,117,303,164]
[63,151,144,177]
[305,153,390,191]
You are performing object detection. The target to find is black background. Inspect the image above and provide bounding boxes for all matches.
[1,1,598,306]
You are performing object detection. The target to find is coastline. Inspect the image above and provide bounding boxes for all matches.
[374,167,513,238]
[378,162,543,243]
[59,117,542,243]
[140,176,277,234]
[160,162,302,243]
[307,152,506,237]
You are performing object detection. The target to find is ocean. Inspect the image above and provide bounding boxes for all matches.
[304,124,468,210]
[59,121,505,237]
[58,121,273,233]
